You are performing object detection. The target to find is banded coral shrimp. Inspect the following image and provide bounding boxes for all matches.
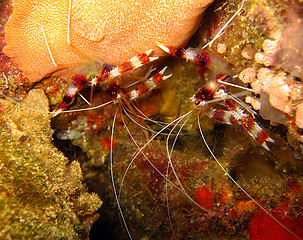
[103,1,303,239]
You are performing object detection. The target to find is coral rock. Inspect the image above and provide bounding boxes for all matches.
[239,67,256,84]
[0,90,102,239]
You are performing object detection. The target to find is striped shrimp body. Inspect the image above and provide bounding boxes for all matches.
[51,49,163,116]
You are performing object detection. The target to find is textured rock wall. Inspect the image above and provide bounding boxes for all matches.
[0,90,102,239]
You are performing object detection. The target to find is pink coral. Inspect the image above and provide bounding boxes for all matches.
[254,52,273,66]
[216,43,226,54]
[245,95,260,110]
[254,39,279,67]
[296,103,303,129]
[247,10,303,138]
[257,68,292,114]
[251,80,262,94]
[239,67,256,84]
[241,46,255,60]
[262,39,278,56]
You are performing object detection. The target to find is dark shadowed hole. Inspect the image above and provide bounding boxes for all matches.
[52,135,128,240]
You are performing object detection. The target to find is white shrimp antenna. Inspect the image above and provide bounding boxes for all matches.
[67,0,73,45]
[37,23,58,68]
[202,0,246,49]
[110,109,133,240]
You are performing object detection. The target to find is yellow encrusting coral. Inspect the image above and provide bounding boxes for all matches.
[0,89,102,239]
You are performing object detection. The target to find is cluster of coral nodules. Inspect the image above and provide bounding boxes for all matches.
[239,16,303,144]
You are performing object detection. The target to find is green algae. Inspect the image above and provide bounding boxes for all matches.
[0,90,102,239]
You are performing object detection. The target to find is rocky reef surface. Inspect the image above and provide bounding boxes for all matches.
[0,89,102,239]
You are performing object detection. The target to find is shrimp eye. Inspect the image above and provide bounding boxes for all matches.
[196,51,211,67]
[105,83,120,98]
